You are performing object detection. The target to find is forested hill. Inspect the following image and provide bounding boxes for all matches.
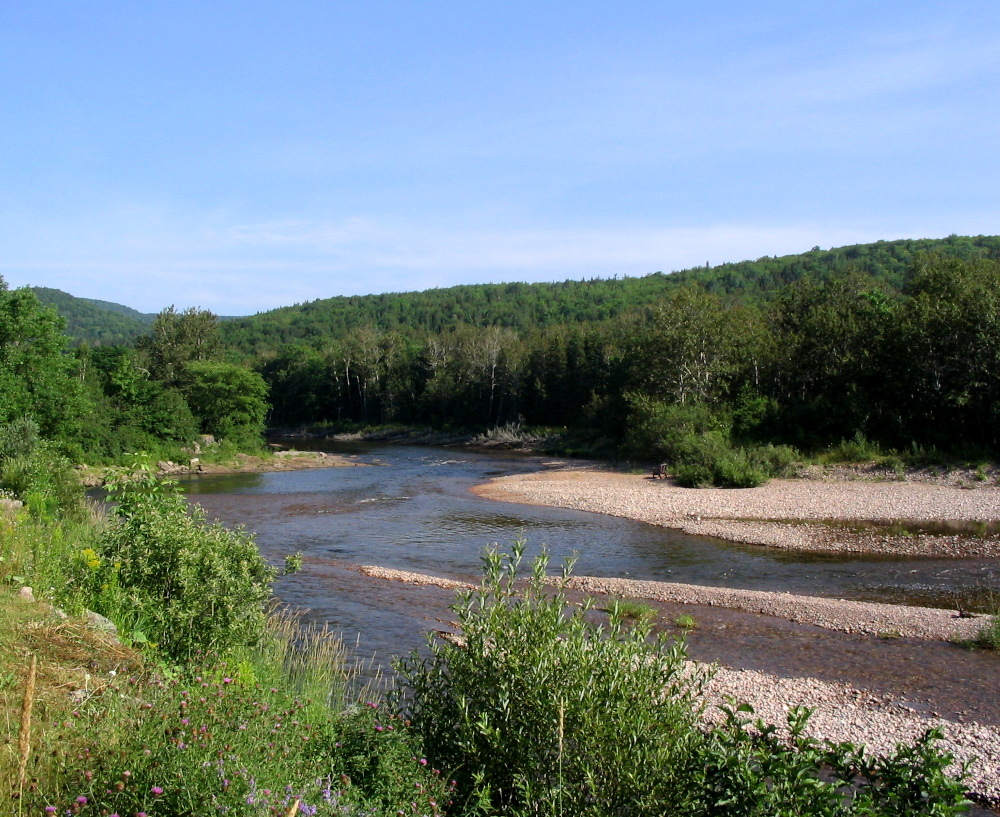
[31,287,155,346]
[220,234,1000,353]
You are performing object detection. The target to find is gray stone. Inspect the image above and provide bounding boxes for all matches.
[86,610,118,635]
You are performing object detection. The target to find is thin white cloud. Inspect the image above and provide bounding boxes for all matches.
[6,214,974,314]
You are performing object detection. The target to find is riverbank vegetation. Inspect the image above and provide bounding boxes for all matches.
[2,236,997,811]
[11,236,1000,484]
[1,468,977,814]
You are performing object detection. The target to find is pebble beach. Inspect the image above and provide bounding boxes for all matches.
[464,465,1000,808]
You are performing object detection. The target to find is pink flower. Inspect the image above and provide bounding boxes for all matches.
[151,786,163,796]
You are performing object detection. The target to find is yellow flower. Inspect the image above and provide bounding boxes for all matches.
[80,547,101,570]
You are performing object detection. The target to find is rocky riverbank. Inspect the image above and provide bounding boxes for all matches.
[79,449,369,486]
[472,467,1000,557]
[353,563,1000,808]
[464,465,1000,809]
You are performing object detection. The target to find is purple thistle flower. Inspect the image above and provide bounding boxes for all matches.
[151,786,163,796]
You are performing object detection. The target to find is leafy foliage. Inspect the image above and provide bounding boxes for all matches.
[220,235,1000,354]
[702,703,970,816]
[0,283,91,441]
[85,466,275,660]
[136,305,224,386]
[30,285,154,346]
[181,360,269,447]
[0,418,86,519]
[394,543,709,816]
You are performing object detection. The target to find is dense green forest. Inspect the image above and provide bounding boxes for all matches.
[245,242,1000,480]
[6,235,1000,480]
[219,234,1000,353]
[30,286,155,346]
[0,284,267,463]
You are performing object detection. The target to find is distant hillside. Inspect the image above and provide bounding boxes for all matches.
[221,234,1000,353]
[31,287,155,346]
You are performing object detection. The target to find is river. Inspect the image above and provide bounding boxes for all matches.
[182,443,1000,660]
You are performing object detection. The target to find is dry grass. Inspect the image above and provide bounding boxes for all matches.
[0,592,145,803]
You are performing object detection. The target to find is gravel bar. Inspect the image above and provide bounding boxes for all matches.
[564,575,984,641]
[353,563,999,807]
[472,469,1000,556]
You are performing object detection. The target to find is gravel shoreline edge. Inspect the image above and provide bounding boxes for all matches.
[463,467,1000,808]
[357,563,999,807]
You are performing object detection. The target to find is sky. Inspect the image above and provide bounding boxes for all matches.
[2,2,998,315]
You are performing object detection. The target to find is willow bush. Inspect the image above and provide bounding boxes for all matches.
[394,543,710,816]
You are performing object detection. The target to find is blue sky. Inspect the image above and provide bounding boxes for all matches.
[2,2,998,315]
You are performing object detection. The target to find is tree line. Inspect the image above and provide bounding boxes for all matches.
[0,283,267,462]
[257,253,1000,461]
[219,234,1000,354]
[3,239,1000,468]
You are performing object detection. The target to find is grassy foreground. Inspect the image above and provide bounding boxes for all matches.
[0,449,980,816]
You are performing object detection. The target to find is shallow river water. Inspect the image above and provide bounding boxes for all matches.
[182,443,1000,655]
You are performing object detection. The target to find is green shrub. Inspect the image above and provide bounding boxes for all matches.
[748,443,800,476]
[825,432,887,463]
[0,416,41,461]
[973,615,1000,650]
[703,703,970,816]
[624,396,730,463]
[625,397,783,488]
[0,441,85,519]
[86,465,275,660]
[674,460,717,488]
[711,448,770,488]
[394,542,710,816]
[674,444,770,488]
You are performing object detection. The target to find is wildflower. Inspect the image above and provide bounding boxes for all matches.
[151,786,163,796]
[44,807,56,814]
[76,796,88,805]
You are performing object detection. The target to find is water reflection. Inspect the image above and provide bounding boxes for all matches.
[182,444,999,610]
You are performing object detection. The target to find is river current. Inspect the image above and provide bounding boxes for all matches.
[181,443,1000,658]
